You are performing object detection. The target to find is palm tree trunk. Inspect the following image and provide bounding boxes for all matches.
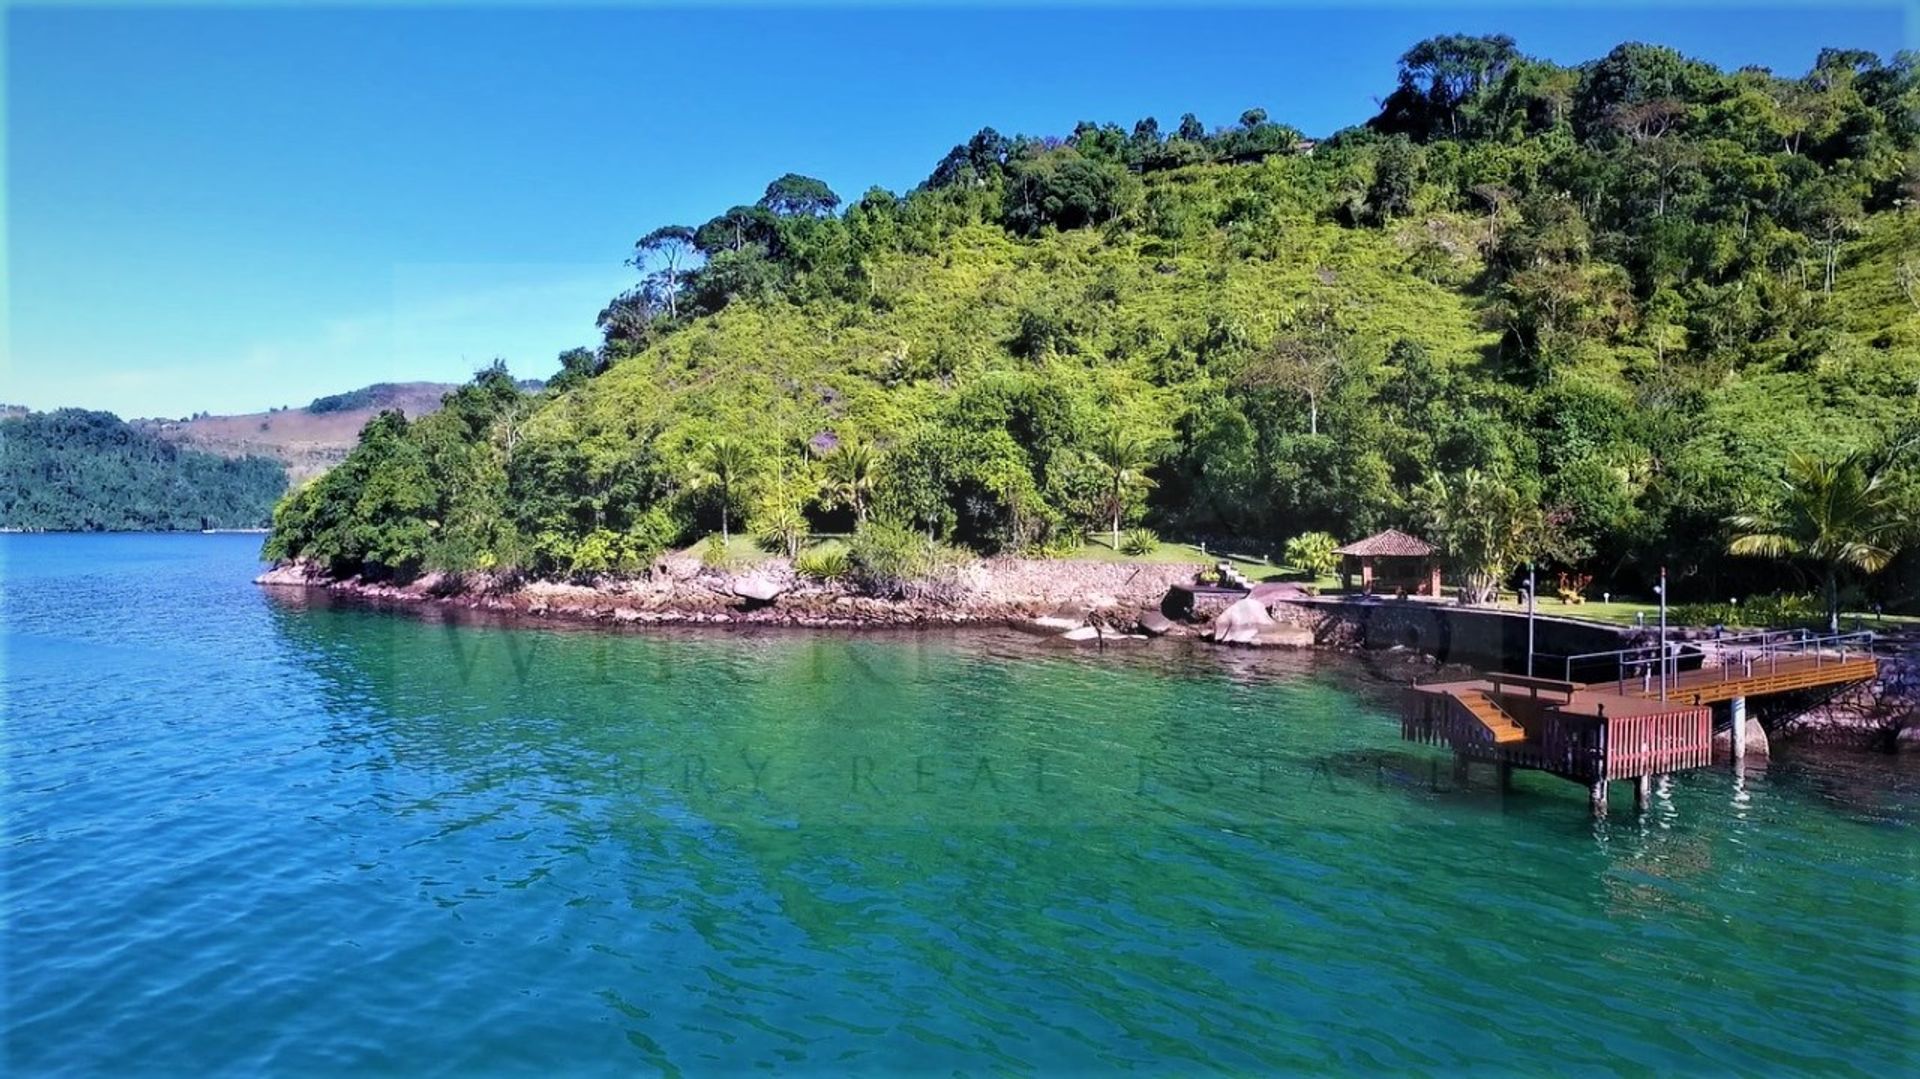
[1826,566,1840,633]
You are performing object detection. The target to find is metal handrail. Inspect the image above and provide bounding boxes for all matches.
[1561,628,1803,674]
[1566,630,1876,694]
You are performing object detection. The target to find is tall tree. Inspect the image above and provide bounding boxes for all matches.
[759,174,841,218]
[1796,178,1863,294]
[1393,33,1520,136]
[632,225,697,319]
[821,440,880,524]
[690,438,759,543]
[694,205,779,254]
[1727,452,1907,631]
[1090,426,1156,550]
[1239,308,1352,436]
[1416,469,1542,606]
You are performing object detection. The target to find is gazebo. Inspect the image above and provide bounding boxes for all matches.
[1333,529,1441,596]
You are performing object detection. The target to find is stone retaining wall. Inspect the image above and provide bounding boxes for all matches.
[1267,597,1633,674]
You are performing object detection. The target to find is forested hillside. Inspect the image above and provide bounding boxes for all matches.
[266,37,1920,604]
[1,410,286,531]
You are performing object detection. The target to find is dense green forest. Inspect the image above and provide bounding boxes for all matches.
[266,37,1920,606]
[1,410,287,531]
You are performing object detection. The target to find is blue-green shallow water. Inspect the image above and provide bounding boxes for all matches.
[4,534,1916,1075]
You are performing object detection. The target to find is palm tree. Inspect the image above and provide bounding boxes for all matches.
[1415,468,1538,605]
[821,441,879,525]
[1727,451,1906,632]
[1091,427,1155,552]
[691,438,757,544]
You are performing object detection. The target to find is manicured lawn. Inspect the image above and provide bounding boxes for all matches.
[1517,598,1662,626]
[1478,594,1920,632]
[678,533,776,566]
[1070,535,1295,577]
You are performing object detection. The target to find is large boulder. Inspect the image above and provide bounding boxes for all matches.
[1210,597,1277,644]
[731,576,787,604]
[1249,581,1311,603]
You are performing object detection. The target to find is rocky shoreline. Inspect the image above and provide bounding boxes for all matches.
[255,556,1918,751]
[254,554,1316,645]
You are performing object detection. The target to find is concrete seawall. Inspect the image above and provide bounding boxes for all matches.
[1270,597,1636,674]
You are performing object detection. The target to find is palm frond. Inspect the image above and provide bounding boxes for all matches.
[1727,532,1800,559]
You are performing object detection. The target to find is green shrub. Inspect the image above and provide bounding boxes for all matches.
[754,500,808,558]
[847,519,972,600]
[1670,593,1823,628]
[1120,528,1160,556]
[626,506,683,569]
[563,517,681,580]
[700,533,734,570]
[1284,531,1341,578]
[795,545,851,581]
[1026,532,1085,559]
[570,528,625,576]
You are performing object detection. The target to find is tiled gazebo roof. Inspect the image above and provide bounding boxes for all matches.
[1332,528,1434,558]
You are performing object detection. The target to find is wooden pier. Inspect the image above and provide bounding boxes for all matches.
[1403,631,1878,815]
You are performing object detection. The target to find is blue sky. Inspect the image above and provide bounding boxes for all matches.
[6,3,1909,418]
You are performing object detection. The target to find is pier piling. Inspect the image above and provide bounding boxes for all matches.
[1730,696,1747,762]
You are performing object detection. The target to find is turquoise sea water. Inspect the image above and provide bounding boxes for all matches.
[3,533,1916,1075]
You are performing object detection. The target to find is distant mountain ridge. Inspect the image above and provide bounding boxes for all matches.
[133,378,545,483]
[0,379,554,532]
[135,382,462,483]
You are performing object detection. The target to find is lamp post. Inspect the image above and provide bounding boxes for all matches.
[1523,562,1537,678]
[1657,565,1669,702]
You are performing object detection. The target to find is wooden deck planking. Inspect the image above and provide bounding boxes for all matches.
[1614,654,1878,706]
[1403,650,1874,786]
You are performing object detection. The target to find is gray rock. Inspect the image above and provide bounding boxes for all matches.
[1030,601,1091,632]
[1250,625,1314,648]
[1210,596,1277,644]
[731,576,786,604]
[1136,609,1174,637]
[1062,625,1146,645]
